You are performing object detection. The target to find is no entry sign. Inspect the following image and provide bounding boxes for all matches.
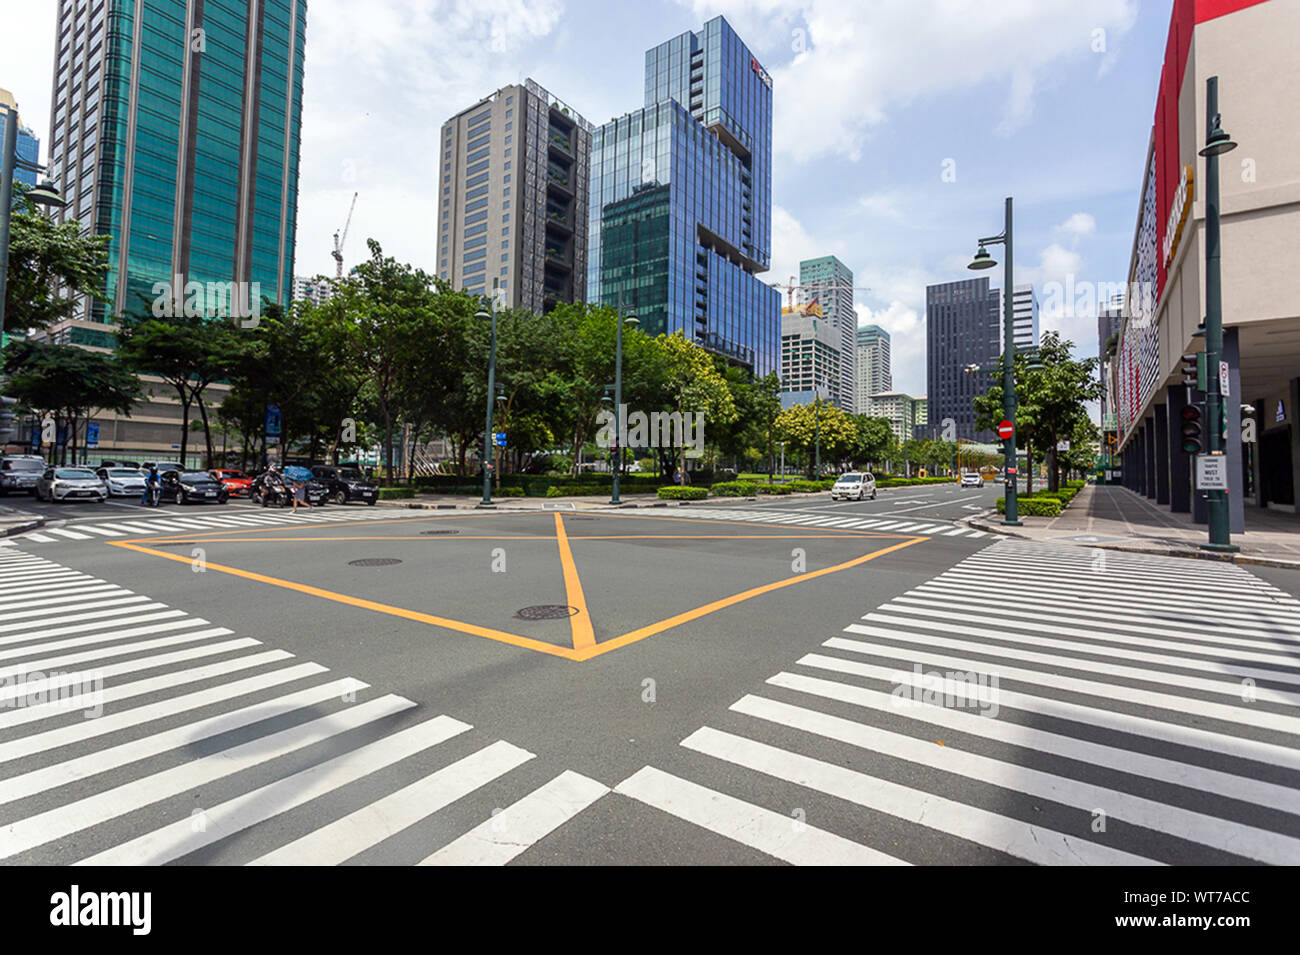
[997,420,1014,440]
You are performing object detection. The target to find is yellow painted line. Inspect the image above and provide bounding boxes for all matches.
[554,513,595,652]
[572,536,928,662]
[106,540,580,660]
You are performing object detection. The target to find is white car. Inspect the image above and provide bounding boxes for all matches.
[35,467,109,503]
[831,471,876,501]
[960,472,985,488]
[96,466,148,497]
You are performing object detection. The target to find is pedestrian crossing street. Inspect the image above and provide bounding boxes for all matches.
[661,505,989,538]
[5,540,1300,864]
[2,505,401,547]
[613,540,1300,864]
[0,548,608,865]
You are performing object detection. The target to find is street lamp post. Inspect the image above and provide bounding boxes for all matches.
[610,295,640,506]
[969,196,1021,526]
[1198,75,1238,552]
[478,278,500,507]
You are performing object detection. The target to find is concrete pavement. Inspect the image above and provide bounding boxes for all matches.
[969,484,1300,569]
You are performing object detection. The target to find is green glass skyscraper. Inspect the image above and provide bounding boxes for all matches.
[44,0,306,347]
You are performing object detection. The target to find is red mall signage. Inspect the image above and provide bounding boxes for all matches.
[751,56,772,89]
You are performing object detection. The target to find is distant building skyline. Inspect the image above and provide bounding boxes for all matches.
[0,87,39,188]
[855,323,892,409]
[926,277,1000,443]
[800,255,855,412]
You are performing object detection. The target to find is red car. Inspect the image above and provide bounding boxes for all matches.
[209,468,254,497]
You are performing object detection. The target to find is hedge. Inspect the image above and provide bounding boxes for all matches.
[877,477,957,488]
[658,486,708,500]
[756,483,794,495]
[996,496,1061,517]
[710,481,759,497]
[378,487,415,500]
[545,484,606,497]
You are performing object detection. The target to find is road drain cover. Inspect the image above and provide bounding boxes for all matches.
[515,605,579,620]
[349,558,402,567]
[421,530,461,535]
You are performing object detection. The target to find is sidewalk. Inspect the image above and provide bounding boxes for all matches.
[0,503,45,539]
[374,488,830,511]
[969,484,1300,569]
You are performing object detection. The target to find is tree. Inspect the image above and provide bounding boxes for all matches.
[3,186,111,333]
[851,415,896,470]
[653,332,736,480]
[3,340,138,464]
[974,331,1101,492]
[774,398,855,476]
[117,312,244,467]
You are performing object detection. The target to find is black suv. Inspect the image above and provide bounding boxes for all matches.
[311,465,379,505]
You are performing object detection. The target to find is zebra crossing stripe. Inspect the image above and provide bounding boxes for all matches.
[681,726,1157,865]
[730,693,1300,864]
[421,770,609,866]
[0,592,141,622]
[19,533,56,543]
[0,608,181,646]
[250,740,535,865]
[78,715,472,866]
[0,678,369,808]
[0,660,324,762]
[767,669,1300,816]
[614,765,905,865]
[0,694,414,861]
[0,647,287,732]
[0,629,236,686]
[47,528,92,540]
[79,526,124,537]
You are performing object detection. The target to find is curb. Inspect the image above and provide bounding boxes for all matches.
[966,513,1300,571]
[0,512,45,539]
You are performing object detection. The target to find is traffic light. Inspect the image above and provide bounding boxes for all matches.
[1181,403,1204,453]
[0,397,18,446]
[1180,352,1207,390]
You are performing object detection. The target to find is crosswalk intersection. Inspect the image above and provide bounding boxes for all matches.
[611,540,1300,864]
[4,537,1299,864]
[0,548,607,865]
[2,505,404,546]
[649,505,988,537]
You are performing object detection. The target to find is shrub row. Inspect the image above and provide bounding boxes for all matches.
[710,481,760,497]
[877,477,957,488]
[657,486,709,500]
[996,496,1062,517]
[378,487,415,500]
[545,484,606,497]
[756,483,795,495]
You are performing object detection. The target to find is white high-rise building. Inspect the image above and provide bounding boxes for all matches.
[855,324,891,410]
[1000,283,1040,354]
[293,276,335,305]
[799,255,855,413]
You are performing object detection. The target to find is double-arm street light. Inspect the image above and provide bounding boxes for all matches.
[968,196,1021,526]
[1198,75,1238,552]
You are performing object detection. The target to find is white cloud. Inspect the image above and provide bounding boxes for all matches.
[856,300,926,396]
[684,0,1139,162]
[1056,212,1097,239]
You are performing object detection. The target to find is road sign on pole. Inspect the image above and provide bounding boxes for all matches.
[997,420,1014,440]
[86,422,100,448]
[1196,453,1228,490]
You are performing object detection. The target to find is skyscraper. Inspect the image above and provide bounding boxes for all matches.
[437,79,591,311]
[1000,283,1039,355]
[799,255,855,411]
[926,277,1000,441]
[588,15,780,378]
[45,0,306,347]
[780,300,839,408]
[855,324,892,409]
[0,88,40,187]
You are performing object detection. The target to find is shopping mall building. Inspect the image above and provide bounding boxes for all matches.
[1107,0,1300,528]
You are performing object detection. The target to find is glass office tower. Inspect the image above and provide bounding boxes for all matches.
[588,16,779,378]
[45,0,305,346]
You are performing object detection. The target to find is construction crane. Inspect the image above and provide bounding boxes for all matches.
[773,275,872,313]
[332,192,358,280]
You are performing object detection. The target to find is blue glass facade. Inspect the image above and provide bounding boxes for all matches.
[588,16,779,378]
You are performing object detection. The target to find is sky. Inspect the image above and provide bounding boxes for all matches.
[2,0,1177,399]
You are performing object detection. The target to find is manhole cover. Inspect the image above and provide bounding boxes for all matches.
[515,605,579,620]
[421,530,461,535]
[349,558,403,567]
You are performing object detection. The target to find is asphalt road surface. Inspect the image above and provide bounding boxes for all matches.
[4,486,1300,866]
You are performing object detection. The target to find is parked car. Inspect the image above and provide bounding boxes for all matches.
[158,469,228,505]
[310,465,379,505]
[35,466,108,503]
[209,468,254,498]
[960,472,985,488]
[96,466,148,497]
[0,455,46,496]
[830,471,877,501]
[143,461,186,473]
